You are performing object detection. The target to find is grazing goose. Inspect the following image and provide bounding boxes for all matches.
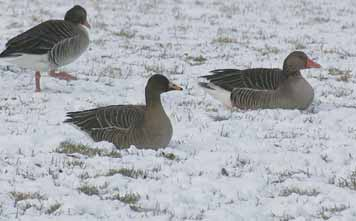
[0,5,90,92]
[64,74,183,149]
[199,51,321,110]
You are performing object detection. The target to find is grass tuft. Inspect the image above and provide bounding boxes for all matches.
[279,187,320,197]
[113,30,136,38]
[55,141,121,158]
[9,191,47,206]
[319,204,349,220]
[213,36,236,44]
[45,202,62,215]
[112,192,140,205]
[184,54,207,66]
[328,68,352,82]
[337,170,356,191]
[105,168,147,179]
[160,152,177,160]
[78,184,100,196]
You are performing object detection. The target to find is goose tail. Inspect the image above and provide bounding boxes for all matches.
[198,82,232,108]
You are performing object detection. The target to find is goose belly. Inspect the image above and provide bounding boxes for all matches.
[4,54,50,71]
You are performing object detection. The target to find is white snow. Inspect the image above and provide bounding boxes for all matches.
[1,0,356,220]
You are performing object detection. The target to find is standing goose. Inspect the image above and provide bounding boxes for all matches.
[64,74,183,150]
[199,51,321,110]
[0,5,90,92]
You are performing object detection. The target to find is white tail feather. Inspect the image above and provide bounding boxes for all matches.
[200,83,232,108]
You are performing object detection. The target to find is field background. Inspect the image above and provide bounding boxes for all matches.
[1,0,356,220]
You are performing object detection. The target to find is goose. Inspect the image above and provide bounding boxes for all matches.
[64,74,183,150]
[199,51,321,110]
[0,5,90,92]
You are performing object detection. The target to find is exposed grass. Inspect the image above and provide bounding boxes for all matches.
[328,68,352,82]
[287,39,306,50]
[210,114,231,122]
[113,29,136,38]
[271,169,311,184]
[219,124,230,137]
[144,64,164,74]
[252,45,280,56]
[9,191,47,206]
[78,184,100,196]
[337,73,352,82]
[319,204,349,220]
[105,168,147,179]
[271,213,295,221]
[221,168,229,176]
[112,192,140,205]
[55,141,121,158]
[213,36,236,44]
[184,54,207,66]
[160,152,177,160]
[65,159,86,168]
[79,172,91,180]
[337,170,356,191]
[279,187,320,197]
[45,202,62,215]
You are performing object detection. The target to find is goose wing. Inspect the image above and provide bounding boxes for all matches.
[0,20,78,57]
[201,68,286,91]
[64,105,146,141]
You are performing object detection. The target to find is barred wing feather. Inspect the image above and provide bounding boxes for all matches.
[0,20,77,56]
[202,68,286,91]
[64,105,146,138]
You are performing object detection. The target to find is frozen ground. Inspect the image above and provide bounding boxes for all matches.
[1,0,356,220]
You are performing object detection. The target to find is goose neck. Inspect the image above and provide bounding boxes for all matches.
[145,88,163,109]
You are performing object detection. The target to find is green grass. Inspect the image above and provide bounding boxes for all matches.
[65,159,85,168]
[328,68,352,82]
[213,36,235,44]
[337,170,356,191]
[55,141,121,158]
[113,30,136,38]
[78,184,100,196]
[45,202,62,215]
[9,191,47,206]
[279,187,320,197]
[144,64,163,74]
[160,152,177,160]
[112,192,140,205]
[105,168,147,179]
[184,54,207,66]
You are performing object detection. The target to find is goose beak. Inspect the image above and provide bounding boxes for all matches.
[306,58,321,68]
[83,20,91,29]
[168,82,183,91]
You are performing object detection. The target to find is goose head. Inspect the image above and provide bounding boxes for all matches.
[65,5,91,29]
[146,74,183,95]
[283,51,321,74]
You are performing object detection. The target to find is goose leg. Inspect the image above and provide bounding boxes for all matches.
[49,70,77,81]
[35,71,41,92]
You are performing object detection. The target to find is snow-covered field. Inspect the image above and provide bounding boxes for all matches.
[1,0,356,220]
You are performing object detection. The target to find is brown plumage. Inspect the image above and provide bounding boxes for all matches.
[199,51,321,110]
[64,74,183,150]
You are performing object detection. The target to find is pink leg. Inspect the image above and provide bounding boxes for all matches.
[49,70,77,81]
[35,71,41,92]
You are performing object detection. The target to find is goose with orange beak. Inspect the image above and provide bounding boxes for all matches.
[0,5,90,92]
[65,74,183,150]
[199,51,321,110]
